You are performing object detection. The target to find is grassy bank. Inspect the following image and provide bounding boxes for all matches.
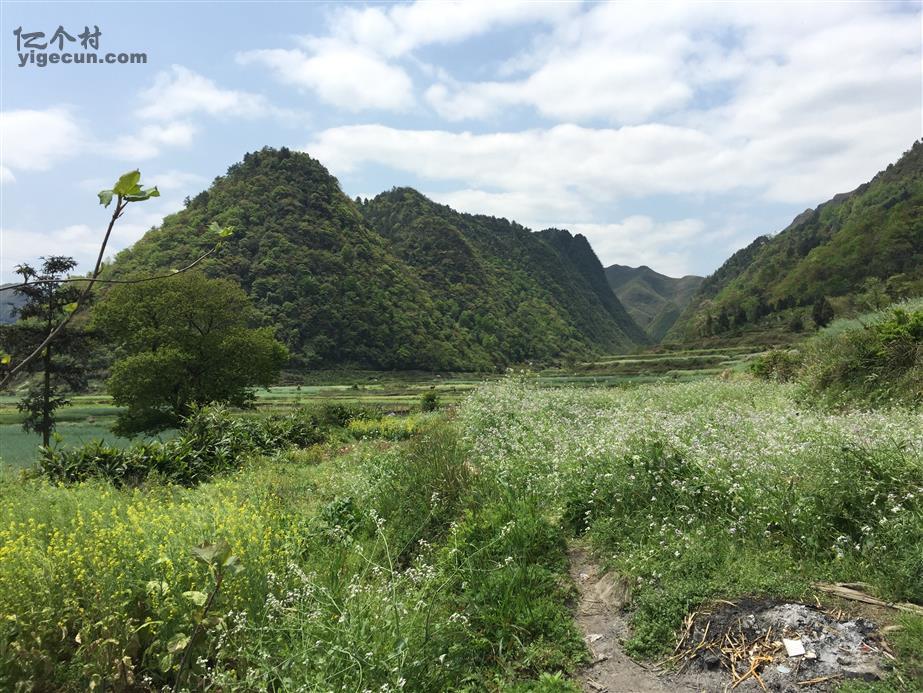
[0,413,585,690]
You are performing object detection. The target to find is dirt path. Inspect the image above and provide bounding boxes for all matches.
[568,544,693,693]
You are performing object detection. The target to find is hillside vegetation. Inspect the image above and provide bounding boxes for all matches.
[111,148,645,371]
[670,140,923,341]
[0,286,26,325]
[752,298,923,409]
[604,265,703,341]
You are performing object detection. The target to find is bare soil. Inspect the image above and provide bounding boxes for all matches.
[567,544,694,693]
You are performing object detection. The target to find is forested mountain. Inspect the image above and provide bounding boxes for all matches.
[110,147,645,370]
[0,285,27,325]
[359,189,648,355]
[668,140,923,341]
[604,265,703,341]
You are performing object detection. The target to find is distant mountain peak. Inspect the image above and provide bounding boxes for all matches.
[604,264,704,341]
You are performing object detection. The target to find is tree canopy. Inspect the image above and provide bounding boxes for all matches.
[1,257,92,445]
[93,272,287,434]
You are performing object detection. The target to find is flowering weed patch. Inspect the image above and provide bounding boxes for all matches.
[460,378,923,659]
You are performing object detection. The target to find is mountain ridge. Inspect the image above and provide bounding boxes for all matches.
[109,148,647,370]
[604,264,703,341]
[667,139,923,341]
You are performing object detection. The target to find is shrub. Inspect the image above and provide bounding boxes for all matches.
[347,413,427,441]
[38,405,325,486]
[305,401,380,428]
[750,348,802,382]
[799,305,923,408]
[420,390,440,412]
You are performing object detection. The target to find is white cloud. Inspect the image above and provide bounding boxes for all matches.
[327,1,574,58]
[0,108,86,181]
[1,195,186,282]
[237,1,573,112]
[145,169,207,192]
[427,188,589,226]
[80,169,205,194]
[136,65,272,120]
[110,122,197,160]
[566,217,708,277]
[313,0,920,219]
[308,123,742,201]
[423,0,921,141]
[238,41,414,111]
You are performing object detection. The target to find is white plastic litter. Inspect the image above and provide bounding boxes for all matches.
[783,637,806,657]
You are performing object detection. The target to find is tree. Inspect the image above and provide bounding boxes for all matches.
[2,257,91,445]
[733,305,748,328]
[858,277,889,312]
[812,296,835,328]
[93,273,288,435]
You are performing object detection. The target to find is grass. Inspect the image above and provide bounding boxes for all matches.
[1,369,921,690]
[460,377,923,675]
[0,418,586,690]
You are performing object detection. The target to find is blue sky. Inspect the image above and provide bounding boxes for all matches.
[1,1,921,282]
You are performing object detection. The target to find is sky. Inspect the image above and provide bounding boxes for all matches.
[1,0,921,282]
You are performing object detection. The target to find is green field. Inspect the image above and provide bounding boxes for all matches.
[1,349,759,470]
[0,375,483,469]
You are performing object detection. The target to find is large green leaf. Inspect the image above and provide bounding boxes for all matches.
[125,186,160,202]
[112,170,141,196]
[182,590,208,606]
[166,632,190,654]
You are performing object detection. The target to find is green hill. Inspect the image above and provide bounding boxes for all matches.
[668,140,923,342]
[0,285,27,325]
[110,148,645,370]
[360,189,648,358]
[604,265,703,341]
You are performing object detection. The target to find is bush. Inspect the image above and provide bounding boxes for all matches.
[750,349,802,383]
[420,390,440,412]
[750,348,802,382]
[346,413,426,441]
[38,405,325,486]
[305,401,380,428]
[799,305,923,408]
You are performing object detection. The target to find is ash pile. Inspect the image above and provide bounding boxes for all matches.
[669,598,891,691]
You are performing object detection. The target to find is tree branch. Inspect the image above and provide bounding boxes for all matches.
[1,246,217,292]
[1,198,128,388]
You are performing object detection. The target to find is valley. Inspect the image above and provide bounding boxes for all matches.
[0,140,920,693]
